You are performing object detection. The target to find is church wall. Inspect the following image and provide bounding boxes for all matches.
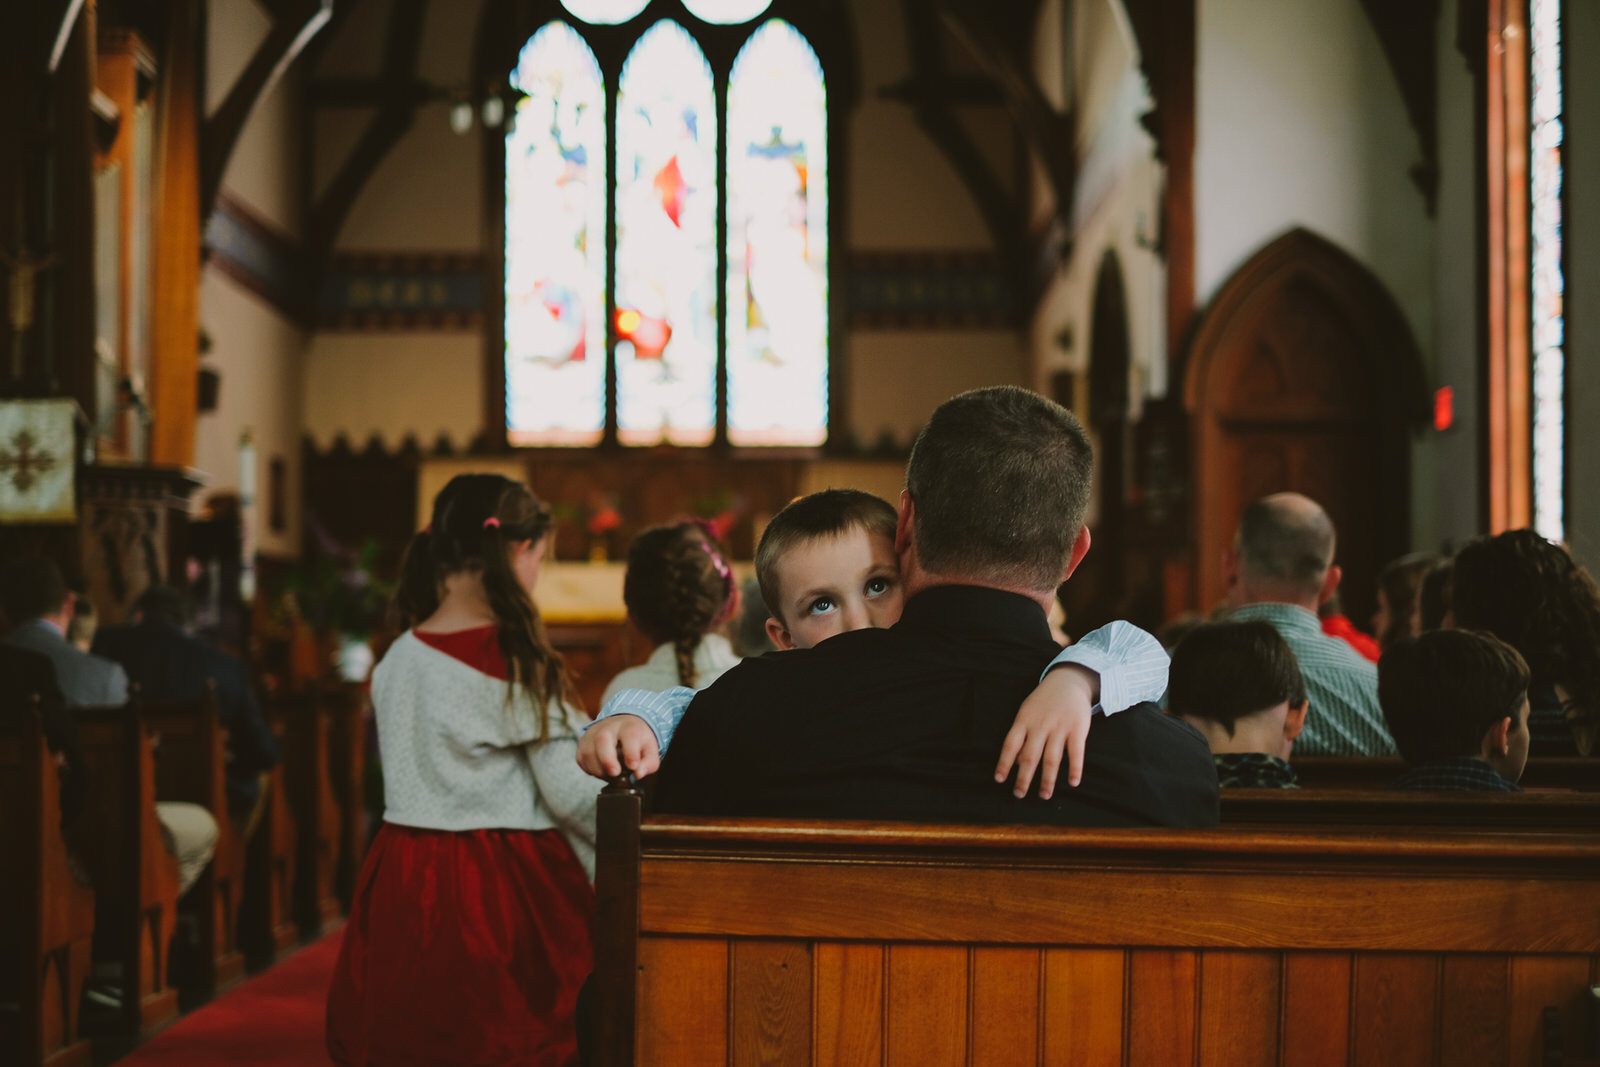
[194,0,309,558]
[1194,0,1435,362]
[1567,1,1600,569]
[299,0,1022,456]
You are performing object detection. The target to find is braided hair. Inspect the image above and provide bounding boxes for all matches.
[1452,529,1600,754]
[396,473,578,733]
[622,523,735,688]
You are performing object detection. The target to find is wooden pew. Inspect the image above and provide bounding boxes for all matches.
[142,686,246,996]
[239,718,297,964]
[73,707,180,1038]
[592,783,1600,1066]
[276,694,343,938]
[0,706,95,1067]
[1222,787,1600,829]
[1294,756,1598,791]
[321,682,369,912]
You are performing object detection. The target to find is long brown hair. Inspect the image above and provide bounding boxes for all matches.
[396,473,578,732]
[622,523,734,688]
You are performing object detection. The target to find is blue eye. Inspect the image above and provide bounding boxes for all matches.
[807,597,836,616]
[865,577,890,597]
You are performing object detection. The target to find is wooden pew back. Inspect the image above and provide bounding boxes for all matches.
[274,692,344,937]
[1221,787,1600,829]
[73,706,180,1036]
[240,717,297,964]
[1293,756,1598,791]
[594,786,1600,1066]
[0,708,95,1067]
[142,687,245,994]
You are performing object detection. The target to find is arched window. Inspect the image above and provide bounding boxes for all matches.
[501,1,832,448]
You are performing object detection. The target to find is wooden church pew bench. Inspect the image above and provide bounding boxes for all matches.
[239,718,297,964]
[1221,787,1600,830]
[320,682,368,912]
[1293,756,1598,791]
[0,706,96,1067]
[142,686,246,996]
[275,694,344,939]
[592,783,1600,1067]
[72,707,180,1038]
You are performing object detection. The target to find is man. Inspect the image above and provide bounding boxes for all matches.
[95,585,280,817]
[1224,493,1397,756]
[1,556,128,707]
[650,386,1218,827]
[0,643,88,822]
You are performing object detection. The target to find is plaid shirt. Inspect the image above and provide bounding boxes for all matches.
[1229,602,1397,757]
[1214,752,1299,789]
[1390,758,1522,793]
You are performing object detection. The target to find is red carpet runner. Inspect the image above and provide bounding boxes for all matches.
[117,929,343,1066]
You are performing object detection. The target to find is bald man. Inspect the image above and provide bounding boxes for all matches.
[1225,493,1397,756]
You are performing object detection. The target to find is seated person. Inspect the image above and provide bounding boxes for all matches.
[1168,620,1309,788]
[584,389,1215,827]
[1378,629,1530,792]
[580,487,1170,799]
[94,584,280,820]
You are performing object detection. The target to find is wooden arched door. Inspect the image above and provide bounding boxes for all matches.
[1183,228,1428,624]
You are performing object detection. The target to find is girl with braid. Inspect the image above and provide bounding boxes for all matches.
[327,474,595,1067]
[603,522,741,701]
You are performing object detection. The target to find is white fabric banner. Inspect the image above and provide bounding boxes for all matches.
[0,398,77,523]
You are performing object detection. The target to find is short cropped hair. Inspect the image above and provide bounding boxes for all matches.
[0,556,68,624]
[755,489,898,624]
[905,386,1094,591]
[1378,629,1530,765]
[134,585,194,627]
[1235,496,1336,595]
[1168,620,1307,737]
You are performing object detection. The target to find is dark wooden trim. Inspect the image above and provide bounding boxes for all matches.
[593,780,642,1067]
[307,75,445,107]
[1360,0,1443,213]
[200,0,333,222]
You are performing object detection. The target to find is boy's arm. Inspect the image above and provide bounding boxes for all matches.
[995,620,1170,800]
[576,686,694,779]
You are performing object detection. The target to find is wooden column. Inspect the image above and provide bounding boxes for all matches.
[148,0,201,467]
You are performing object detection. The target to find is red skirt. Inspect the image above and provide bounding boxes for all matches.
[326,824,594,1067]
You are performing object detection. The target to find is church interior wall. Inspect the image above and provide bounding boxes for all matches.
[193,0,310,559]
[1567,0,1600,569]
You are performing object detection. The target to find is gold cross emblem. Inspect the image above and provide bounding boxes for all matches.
[0,429,57,493]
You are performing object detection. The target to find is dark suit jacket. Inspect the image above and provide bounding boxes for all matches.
[94,620,280,811]
[0,644,88,822]
[652,585,1220,827]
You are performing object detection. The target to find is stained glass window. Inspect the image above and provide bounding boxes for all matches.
[615,21,718,445]
[505,22,608,446]
[726,20,828,445]
[682,0,773,24]
[505,6,829,448]
[1530,0,1563,541]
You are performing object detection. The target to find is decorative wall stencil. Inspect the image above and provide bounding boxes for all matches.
[317,252,486,330]
[0,398,77,523]
[846,251,1016,329]
[206,194,302,319]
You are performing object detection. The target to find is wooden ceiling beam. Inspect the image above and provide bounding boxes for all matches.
[1359,0,1442,214]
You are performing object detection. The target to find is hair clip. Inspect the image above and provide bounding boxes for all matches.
[483,517,501,530]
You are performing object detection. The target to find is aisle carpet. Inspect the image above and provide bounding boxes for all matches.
[116,930,343,1066]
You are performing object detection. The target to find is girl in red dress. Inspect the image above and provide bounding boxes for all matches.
[327,474,595,1066]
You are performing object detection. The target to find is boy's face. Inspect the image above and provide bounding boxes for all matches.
[766,529,903,650]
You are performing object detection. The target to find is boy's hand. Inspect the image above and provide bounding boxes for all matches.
[576,715,662,780]
[994,664,1099,799]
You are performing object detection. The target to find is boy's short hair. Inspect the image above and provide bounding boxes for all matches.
[755,489,897,624]
[1378,629,1531,764]
[0,556,68,625]
[1169,620,1307,737]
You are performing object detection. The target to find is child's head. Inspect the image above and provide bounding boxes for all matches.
[1169,620,1308,760]
[398,473,574,717]
[623,522,736,687]
[755,489,900,650]
[1378,629,1531,781]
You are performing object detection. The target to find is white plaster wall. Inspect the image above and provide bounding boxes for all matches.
[302,334,483,449]
[1567,1,1600,569]
[207,0,304,233]
[195,273,306,558]
[1195,0,1435,357]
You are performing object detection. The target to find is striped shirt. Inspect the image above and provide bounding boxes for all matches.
[591,620,1171,758]
[1228,602,1397,757]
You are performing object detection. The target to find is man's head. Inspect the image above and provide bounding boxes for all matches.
[1169,620,1309,760]
[0,556,71,629]
[134,585,194,629]
[1227,492,1340,610]
[902,386,1094,599]
[756,489,901,649]
[1378,629,1531,781]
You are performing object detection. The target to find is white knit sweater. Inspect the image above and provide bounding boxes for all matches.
[372,631,597,880]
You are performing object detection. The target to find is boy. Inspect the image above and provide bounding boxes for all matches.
[1378,629,1531,792]
[577,489,1168,799]
[1167,620,1309,788]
